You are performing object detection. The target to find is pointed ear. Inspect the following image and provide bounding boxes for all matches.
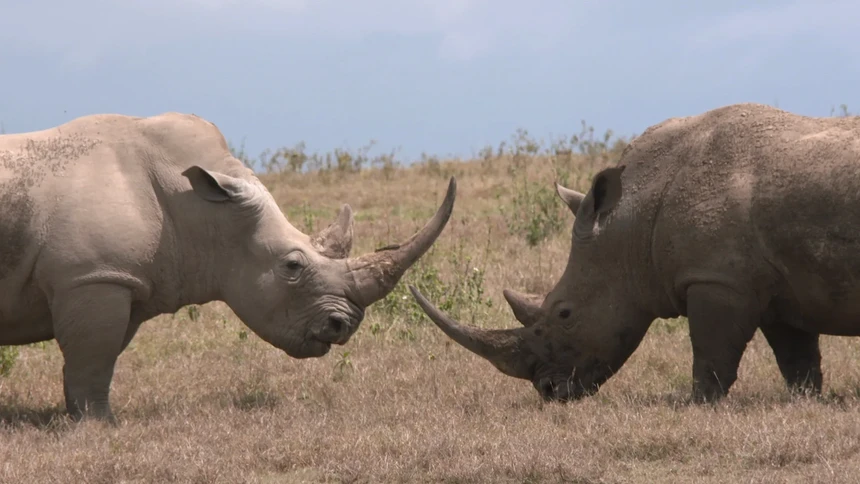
[182,165,247,203]
[573,165,626,237]
[588,165,626,215]
[555,182,586,216]
[311,204,355,259]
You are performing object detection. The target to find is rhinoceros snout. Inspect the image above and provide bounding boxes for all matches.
[535,376,592,403]
[536,378,569,402]
[312,312,355,345]
[536,378,555,400]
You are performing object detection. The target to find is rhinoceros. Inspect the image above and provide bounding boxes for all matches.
[411,102,860,403]
[0,112,455,421]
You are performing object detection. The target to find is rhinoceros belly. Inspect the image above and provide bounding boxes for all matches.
[0,287,53,345]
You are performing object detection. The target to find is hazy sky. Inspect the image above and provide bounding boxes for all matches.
[2,0,858,163]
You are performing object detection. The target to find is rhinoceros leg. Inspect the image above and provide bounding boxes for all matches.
[759,323,822,395]
[52,283,132,423]
[686,284,759,403]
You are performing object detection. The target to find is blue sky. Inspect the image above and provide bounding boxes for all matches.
[1,0,858,163]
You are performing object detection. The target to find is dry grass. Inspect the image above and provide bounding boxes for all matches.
[4,143,860,483]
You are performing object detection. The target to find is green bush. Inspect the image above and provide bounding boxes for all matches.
[506,180,567,247]
[0,346,19,377]
[373,241,493,329]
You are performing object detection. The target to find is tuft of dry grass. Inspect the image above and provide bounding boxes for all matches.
[4,137,860,483]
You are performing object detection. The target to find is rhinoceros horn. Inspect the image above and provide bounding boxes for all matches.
[409,285,534,380]
[311,204,354,259]
[347,177,457,306]
[555,182,586,215]
[502,289,545,327]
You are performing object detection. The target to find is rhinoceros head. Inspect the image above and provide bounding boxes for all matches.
[182,166,456,359]
[411,165,651,401]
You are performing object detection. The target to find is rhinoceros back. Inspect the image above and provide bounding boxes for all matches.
[0,114,187,295]
[639,103,860,333]
[0,124,111,280]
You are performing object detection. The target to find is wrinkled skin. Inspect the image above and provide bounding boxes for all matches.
[412,102,860,403]
[0,112,456,422]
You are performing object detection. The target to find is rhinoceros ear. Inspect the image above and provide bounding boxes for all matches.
[588,165,626,215]
[574,165,626,238]
[580,165,626,217]
[182,165,247,203]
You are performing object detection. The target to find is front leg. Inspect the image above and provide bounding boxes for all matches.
[759,323,822,395]
[52,283,133,423]
[686,284,760,402]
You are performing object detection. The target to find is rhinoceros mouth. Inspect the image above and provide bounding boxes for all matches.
[536,377,595,402]
[308,338,332,355]
[551,383,597,402]
[283,337,332,359]
[538,364,608,402]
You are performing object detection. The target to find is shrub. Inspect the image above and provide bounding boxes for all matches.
[0,346,19,377]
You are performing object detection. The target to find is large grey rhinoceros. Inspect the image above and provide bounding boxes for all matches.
[411,102,860,403]
[0,112,456,421]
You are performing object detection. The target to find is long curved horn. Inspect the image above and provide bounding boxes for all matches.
[347,177,456,305]
[502,289,545,327]
[312,204,354,259]
[555,181,586,216]
[409,285,534,380]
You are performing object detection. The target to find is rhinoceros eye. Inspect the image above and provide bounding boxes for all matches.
[558,309,571,319]
[280,251,308,281]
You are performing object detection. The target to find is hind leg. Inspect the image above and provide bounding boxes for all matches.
[759,323,822,395]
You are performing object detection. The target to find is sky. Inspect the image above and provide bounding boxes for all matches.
[1,0,859,164]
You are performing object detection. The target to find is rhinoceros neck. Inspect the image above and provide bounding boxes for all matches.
[151,186,224,311]
[152,158,266,311]
[585,164,678,321]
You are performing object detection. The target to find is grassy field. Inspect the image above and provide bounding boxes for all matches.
[3,126,860,483]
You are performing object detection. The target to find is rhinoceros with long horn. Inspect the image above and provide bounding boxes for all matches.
[0,112,456,421]
[411,102,860,403]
